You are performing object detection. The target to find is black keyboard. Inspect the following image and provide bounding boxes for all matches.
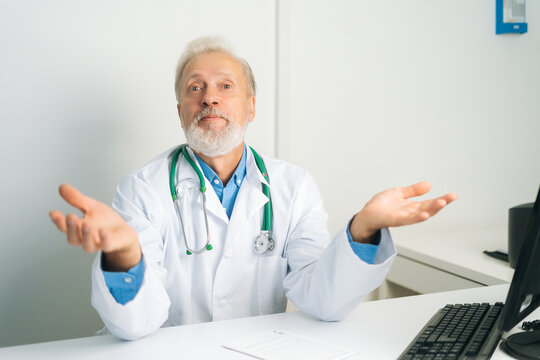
[398,303,504,360]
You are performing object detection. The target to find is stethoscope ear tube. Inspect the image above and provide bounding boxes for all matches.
[249,146,272,234]
[169,146,183,201]
[174,192,212,255]
[171,145,212,255]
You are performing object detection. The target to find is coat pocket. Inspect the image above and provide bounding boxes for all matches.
[257,255,288,315]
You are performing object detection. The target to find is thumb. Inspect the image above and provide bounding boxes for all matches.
[58,184,92,214]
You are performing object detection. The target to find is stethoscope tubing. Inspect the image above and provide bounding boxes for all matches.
[169,144,273,255]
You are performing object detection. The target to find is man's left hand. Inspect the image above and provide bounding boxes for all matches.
[350,181,458,244]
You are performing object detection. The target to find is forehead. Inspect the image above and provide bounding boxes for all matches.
[182,52,244,82]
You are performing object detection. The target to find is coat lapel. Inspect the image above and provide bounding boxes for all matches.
[177,147,229,225]
[228,149,270,233]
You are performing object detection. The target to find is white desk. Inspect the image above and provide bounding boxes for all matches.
[0,284,536,359]
[386,227,514,295]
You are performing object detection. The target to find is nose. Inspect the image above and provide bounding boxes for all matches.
[201,87,220,107]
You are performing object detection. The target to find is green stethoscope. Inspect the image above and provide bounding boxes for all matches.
[169,144,274,255]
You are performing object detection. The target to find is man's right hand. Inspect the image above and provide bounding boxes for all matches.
[49,184,141,272]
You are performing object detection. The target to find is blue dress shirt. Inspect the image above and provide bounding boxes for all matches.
[102,147,380,304]
[193,149,246,219]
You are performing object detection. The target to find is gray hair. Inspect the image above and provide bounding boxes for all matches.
[174,36,257,103]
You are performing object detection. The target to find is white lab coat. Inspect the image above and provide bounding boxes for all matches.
[91,146,397,340]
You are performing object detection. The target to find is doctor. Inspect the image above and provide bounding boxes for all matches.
[50,36,457,340]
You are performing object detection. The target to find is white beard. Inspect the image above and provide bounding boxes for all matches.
[182,107,248,157]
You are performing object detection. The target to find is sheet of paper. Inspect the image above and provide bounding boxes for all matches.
[222,330,358,360]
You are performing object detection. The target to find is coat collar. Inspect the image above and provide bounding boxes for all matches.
[174,145,270,225]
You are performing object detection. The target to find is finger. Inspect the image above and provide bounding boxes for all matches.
[58,184,92,214]
[81,222,100,253]
[401,181,431,199]
[66,213,82,246]
[417,196,453,219]
[49,210,67,233]
[444,192,459,204]
[414,211,430,223]
[395,209,430,227]
[425,193,458,213]
[427,199,447,217]
[413,198,444,214]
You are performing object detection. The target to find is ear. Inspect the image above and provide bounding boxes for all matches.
[177,104,184,128]
[248,96,256,123]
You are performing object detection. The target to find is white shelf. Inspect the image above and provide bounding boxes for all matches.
[387,227,514,294]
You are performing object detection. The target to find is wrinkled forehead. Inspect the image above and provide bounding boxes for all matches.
[182,51,246,85]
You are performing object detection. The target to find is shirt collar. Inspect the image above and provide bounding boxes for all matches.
[194,145,247,188]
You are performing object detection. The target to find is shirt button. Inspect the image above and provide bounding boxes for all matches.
[224,249,233,258]
[236,179,241,185]
[219,299,227,307]
[124,277,133,284]
[214,179,220,185]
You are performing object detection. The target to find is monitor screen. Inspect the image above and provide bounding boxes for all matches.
[499,185,540,332]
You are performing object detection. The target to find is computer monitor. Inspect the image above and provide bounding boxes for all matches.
[398,186,540,360]
[499,185,540,332]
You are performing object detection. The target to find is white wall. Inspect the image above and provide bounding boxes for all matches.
[0,0,276,347]
[278,0,540,237]
[2,0,540,349]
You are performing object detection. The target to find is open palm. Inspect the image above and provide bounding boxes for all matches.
[50,184,140,270]
[351,182,458,242]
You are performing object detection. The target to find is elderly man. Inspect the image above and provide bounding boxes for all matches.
[50,36,457,340]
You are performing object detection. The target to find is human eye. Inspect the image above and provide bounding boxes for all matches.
[221,81,234,90]
[186,80,204,93]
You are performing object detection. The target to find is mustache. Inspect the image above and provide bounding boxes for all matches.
[194,107,231,123]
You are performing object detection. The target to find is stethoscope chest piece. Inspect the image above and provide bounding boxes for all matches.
[253,233,275,255]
